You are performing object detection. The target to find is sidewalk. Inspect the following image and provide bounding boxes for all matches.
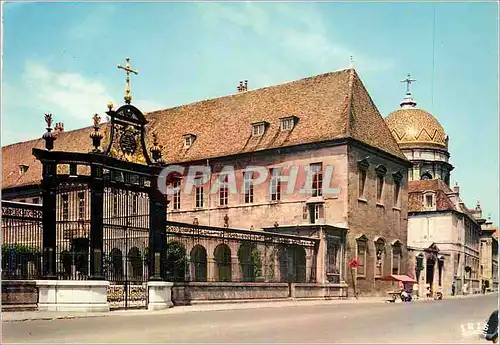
[3,292,497,323]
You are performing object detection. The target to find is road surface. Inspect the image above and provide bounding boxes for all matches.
[2,294,498,343]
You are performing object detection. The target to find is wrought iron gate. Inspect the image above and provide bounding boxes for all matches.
[32,99,168,311]
[103,174,150,309]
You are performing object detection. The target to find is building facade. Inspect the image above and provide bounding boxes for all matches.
[385,78,481,297]
[2,67,411,296]
[474,209,499,292]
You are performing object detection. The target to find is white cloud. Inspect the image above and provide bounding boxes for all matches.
[198,3,394,75]
[23,61,116,121]
[1,62,167,146]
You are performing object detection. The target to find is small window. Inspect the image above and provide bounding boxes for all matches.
[183,134,196,149]
[195,175,204,209]
[359,169,366,198]
[310,163,323,197]
[375,165,387,203]
[280,117,295,131]
[309,204,324,224]
[375,238,386,277]
[356,239,367,278]
[219,174,229,206]
[19,164,29,175]
[172,180,181,210]
[32,197,40,204]
[302,205,308,220]
[392,243,402,275]
[270,167,281,201]
[425,194,433,208]
[376,175,384,202]
[252,123,265,137]
[243,171,254,204]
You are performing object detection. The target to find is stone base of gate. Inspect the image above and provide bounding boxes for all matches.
[36,280,110,312]
[147,281,174,311]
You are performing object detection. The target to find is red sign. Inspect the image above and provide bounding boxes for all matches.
[348,257,360,269]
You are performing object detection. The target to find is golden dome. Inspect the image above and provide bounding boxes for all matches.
[385,107,448,150]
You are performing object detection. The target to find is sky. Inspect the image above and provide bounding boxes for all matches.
[1,1,499,223]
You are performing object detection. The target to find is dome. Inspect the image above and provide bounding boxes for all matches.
[385,95,448,150]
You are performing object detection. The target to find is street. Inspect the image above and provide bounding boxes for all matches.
[2,294,498,343]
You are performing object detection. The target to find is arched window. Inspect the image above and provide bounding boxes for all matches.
[374,237,386,278]
[128,247,143,281]
[238,243,261,282]
[355,235,368,278]
[421,172,433,180]
[165,241,187,281]
[214,244,232,282]
[110,248,123,281]
[391,240,402,275]
[190,245,207,282]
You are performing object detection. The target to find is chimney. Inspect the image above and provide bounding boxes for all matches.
[237,80,248,93]
[453,182,460,195]
[54,122,64,133]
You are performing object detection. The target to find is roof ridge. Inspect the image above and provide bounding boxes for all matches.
[344,67,356,137]
[148,68,352,116]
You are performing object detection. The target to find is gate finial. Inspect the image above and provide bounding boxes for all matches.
[42,113,56,151]
[90,113,104,153]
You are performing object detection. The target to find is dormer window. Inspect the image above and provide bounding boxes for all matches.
[183,134,196,149]
[280,116,298,131]
[19,164,29,175]
[423,191,436,210]
[252,122,269,137]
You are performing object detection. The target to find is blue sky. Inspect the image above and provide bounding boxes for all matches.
[2,1,498,223]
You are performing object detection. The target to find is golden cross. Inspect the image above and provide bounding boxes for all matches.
[117,57,139,104]
[400,73,416,93]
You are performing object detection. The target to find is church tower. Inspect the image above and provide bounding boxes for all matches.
[385,74,454,185]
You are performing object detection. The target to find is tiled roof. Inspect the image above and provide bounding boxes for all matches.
[408,179,478,222]
[2,68,406,190]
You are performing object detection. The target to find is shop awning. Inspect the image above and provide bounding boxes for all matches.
[382,274,416,283]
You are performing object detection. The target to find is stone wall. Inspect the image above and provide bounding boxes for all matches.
[171,282,348,304]
[290,283,347,299]
[346,144,410,296]
[171,282,290,304]
[1,280,38,311]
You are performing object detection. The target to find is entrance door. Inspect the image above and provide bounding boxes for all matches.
[426,259,435,294]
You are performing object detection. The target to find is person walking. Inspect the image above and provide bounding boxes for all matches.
[452,281,456,296]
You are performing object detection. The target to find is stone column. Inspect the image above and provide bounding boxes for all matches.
[207,255,216,281]
[315,228,326,284]
[231,255,239,282]
[305,253,313,283]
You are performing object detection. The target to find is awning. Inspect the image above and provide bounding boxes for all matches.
[382,274,417,283]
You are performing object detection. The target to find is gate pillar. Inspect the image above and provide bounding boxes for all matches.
[90,164,105,280]
[149,177,166,281]
[41,160,57,279]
